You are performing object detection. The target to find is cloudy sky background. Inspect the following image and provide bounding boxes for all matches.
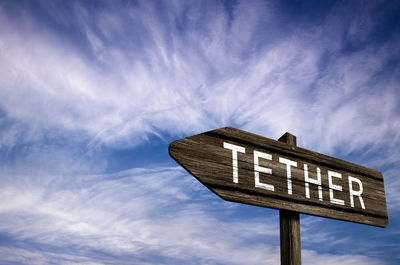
[0,0,399,264]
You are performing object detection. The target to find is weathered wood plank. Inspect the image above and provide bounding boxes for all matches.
[169,127,388,227]
[173,156,386,217]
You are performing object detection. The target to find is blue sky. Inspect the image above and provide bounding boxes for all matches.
[0,0,399,264]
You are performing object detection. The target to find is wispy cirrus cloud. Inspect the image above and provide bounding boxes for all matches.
[0,0,398,153]
[0,0,399,264]
[0,166,389,264]
[0,167,281,264]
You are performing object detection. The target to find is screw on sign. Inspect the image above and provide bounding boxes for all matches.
[169,127,388,265]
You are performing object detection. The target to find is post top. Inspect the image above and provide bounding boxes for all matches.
[278,132,297,146]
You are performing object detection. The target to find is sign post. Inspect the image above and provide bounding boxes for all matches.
[278,132,301,265]
[169,127,388,264]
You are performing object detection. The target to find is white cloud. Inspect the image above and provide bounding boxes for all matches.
[0,0,398,155]
[0,1,399,263]
[302,250,387,265]
[0,166,388,264]
[0,166,280,264]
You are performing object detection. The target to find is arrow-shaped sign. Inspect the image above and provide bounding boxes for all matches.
[169,127,388,227]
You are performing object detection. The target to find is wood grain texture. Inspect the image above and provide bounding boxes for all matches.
[169,127,388,227]
[280,210,301,265]
[279,133,301,265]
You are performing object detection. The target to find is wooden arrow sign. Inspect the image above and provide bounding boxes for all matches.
[169,127,388,227]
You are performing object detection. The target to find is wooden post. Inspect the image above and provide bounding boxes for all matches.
[278,132,301,265]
